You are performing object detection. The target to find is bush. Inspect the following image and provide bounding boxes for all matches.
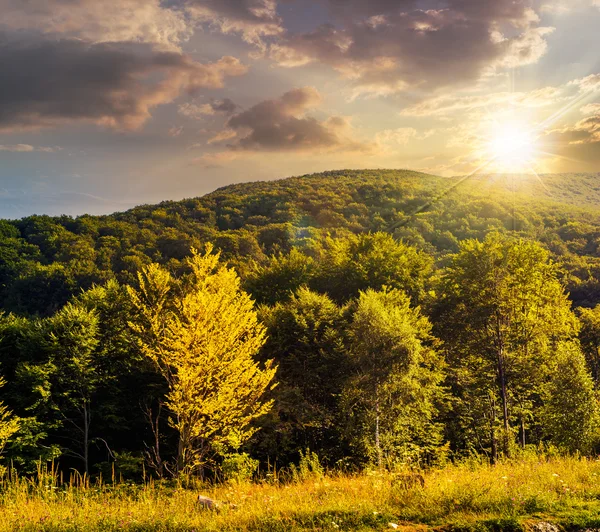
[221,452,259,483]
[290,448,324,482]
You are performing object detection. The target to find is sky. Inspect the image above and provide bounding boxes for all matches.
[0,0,599,218]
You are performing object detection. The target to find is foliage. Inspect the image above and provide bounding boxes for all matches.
[1,170,600,477]
[344,288,446,467]
[256,288,350,465]
[128,247,277,476]
[436,234,590,459]
[0,377,19,461]
[221,452,259,483]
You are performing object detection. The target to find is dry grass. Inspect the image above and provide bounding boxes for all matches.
[2,455,600,531]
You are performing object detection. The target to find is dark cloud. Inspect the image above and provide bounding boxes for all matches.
[218,87,371,152]
[169,0,283,42]
[0,0,283,48]
[0,35,247,132]
[212,98,240,114]
[271,0,552,96]
[541,105,600,169]
[0,0,191,48]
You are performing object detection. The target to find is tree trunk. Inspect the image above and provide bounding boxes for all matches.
[520,415,526,449]
[497,348,510,457]
[375,381,382,469]
[83,401,90,477]
[177,431,186,476]
[489,393,498,465]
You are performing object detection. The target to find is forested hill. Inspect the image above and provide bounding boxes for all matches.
[2,169,600,316]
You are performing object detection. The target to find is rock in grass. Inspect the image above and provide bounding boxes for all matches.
[196,495,219,510]
[529,523,561,532]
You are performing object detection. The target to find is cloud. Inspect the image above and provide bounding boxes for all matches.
[374,128,435,148]
[533,104,600,170]
[207,87,371,153]
[178,98,240,119]
[581,103,600,115]
[168,126,184,137]
[0,0,191,50]
[270,1,554,97]
[541,0,600,13]
[401,86,566,117]
[172,0,283,44]
[0,0,286,50]
[546,110,600,146]
[207,130,238,144]
[0,35,248,132]
[0,144,61,152]
[570,74,600,93]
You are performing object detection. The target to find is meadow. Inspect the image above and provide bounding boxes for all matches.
[3,455,600,532]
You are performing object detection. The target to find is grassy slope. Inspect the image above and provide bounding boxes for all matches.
[3,456,600,531]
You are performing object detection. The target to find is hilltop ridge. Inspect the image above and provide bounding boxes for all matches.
[2,169,600,315]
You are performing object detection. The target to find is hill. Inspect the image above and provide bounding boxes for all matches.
[2,168,600,485]
[2,169,600,315]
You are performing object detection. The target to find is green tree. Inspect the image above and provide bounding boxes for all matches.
[257,287,349,463]
[540,342,599,453]
[578,305,600,385]
[437,234,581,460]
[345,288,445,468]
[245,249,315,306]
[0,377,20,461]
[128,246,277,476]
[36,303,101,474]
[310,233,432,304]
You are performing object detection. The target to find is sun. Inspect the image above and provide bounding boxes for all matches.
[487,121,538,171]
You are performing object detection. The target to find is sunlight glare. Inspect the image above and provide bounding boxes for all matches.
[488,123,536,170]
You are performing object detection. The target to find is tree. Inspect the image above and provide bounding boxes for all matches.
[578,305,600,385]
[345,288,445,468]
[257,287,350,463]
[540,342,599,453]
[436,234,581,461]
[128,246,277,476]
[31,302,101,475]
[310,233,432,304]
[244,249,315,306]
[0,377,20,462]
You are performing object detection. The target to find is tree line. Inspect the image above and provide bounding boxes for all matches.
[1,229,600,480]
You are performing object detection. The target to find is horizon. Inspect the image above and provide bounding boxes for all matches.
[2,167,598,221]
[1,0,599,219]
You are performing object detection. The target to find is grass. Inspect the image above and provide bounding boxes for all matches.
[2,455,600,531]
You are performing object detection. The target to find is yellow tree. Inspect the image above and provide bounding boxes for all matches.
[0,377,20,465]
[128,246,277,476]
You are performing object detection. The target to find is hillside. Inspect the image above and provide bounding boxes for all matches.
[2,168,600,489]
[2,169,600,316]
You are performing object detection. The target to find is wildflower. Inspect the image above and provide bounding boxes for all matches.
[552,474,559,477]
[389,523,399,530]
[502,476,508,480]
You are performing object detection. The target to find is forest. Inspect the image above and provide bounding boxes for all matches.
[2,169,600,485]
